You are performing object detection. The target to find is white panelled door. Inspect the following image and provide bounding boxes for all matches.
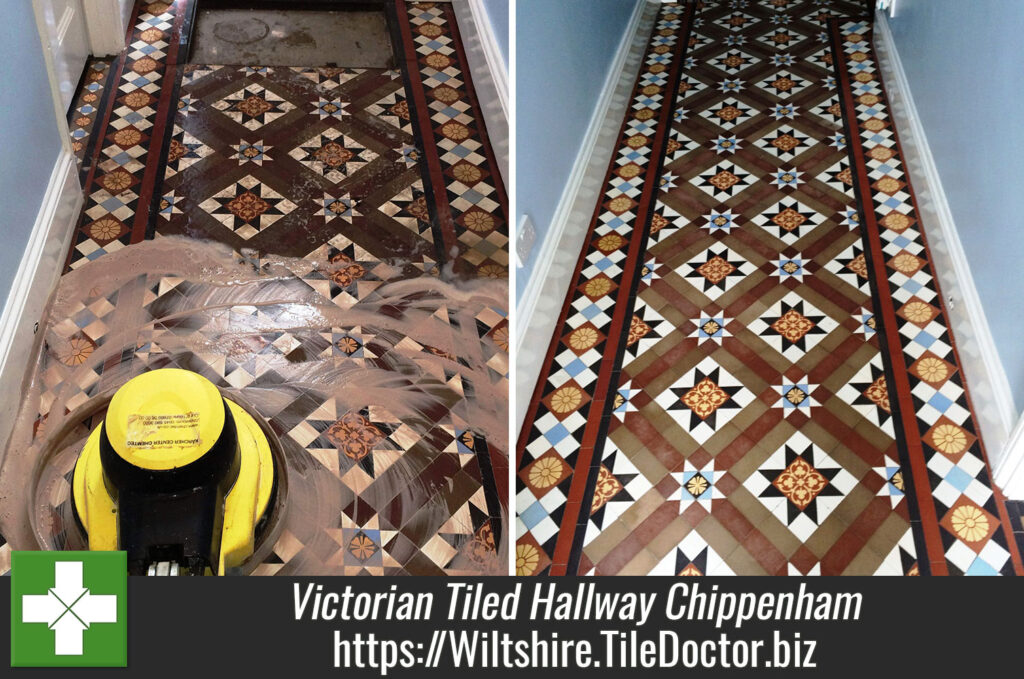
[35,0,90,112]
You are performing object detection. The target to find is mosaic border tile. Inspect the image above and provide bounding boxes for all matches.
[517,0,1021,577]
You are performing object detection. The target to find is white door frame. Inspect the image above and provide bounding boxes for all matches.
[995,418,1024,500]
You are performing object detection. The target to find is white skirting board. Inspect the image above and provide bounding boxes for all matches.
[515,0,653,434]
[996,419,1024,500]
[465,0,508,128]
[874,15,1022,496]
[453,0,509,183]
[0,150,82,455]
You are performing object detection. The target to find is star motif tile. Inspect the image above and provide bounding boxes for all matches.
[212,83,295,130]
[316,192,361,223]
[651,532,734,576]
[769,102,799,120]
[654,356,754,444]
[584,443,653,544]
[825,243,872,293]
[314,98,349,120]
[817,159,855,197]
[753,124,813,160]
[743,432,856,542]
[810,95,842,125]
[699,97,755,129]
[751,197,826,243]
[757,71,811,99]
[773,375,819,417]
[713,10,758,32]
[836,354,896,437]
[713,49,761,74]
[288,128,379,183]
[703,209,738,234]
[691,161,758,200]
[666,129,700,160]
[690,311,732,346]
[873,455,906,508]
[623,299,673,365]
[678,243,756,301]
[231,139,272,166]
[756,29,800,49]
[649,202,688,244]
[365,89,413,133]
[671,459,725,511]
[710,134,742,155]
[772,253,808,282]
[164,129,212,177]
[199,175,297,239]
[749,291,838,360]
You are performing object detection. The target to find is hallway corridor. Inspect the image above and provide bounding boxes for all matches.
[0,0,509,576]
[516,0,1023,576]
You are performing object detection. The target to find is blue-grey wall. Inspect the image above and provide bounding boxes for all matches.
[0,4,63,307]
[515,0,643,301]
[480,0,509,66]
[888,1,1024,410]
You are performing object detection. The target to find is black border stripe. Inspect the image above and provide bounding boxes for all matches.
[826,17,930,575]
[387,0,449,267]
[565,3,697,575]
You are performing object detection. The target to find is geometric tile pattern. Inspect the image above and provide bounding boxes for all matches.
[518,0,1022,576]
[64,0,186,269]
[517,2,691,575]
[834,17,1022,575]
[63,1,508,287]
[743,432,857,542]
[398,1,509,278]
[11,241,507,576]
[68,59,114,171]
[36,0,509,577]
[157,64,439,270]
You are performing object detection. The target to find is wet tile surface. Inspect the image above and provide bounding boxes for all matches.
[516,0,1022,576]
[6,0,508,576]
[68,59,114,171]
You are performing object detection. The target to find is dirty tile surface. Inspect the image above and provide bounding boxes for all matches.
[189,9,395,68]
[516,0,1022,576]
[4,0,508,576]
[68,59,114,172]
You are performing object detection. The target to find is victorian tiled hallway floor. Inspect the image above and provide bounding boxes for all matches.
[0,0,509,576]
[516,0,1024,576]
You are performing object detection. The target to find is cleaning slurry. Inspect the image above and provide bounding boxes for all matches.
[0,238,508,575]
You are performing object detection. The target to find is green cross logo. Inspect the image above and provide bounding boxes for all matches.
[10,551,127,667]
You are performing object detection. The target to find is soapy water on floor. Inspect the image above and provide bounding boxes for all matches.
[0,237,508,574]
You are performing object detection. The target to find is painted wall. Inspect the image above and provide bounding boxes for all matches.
[0,4,63,310]
[480,0,509,66]
[515,0,643,301]
[888,0,1024,410]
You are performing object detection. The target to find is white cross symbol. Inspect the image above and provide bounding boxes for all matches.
[21,561,118,656]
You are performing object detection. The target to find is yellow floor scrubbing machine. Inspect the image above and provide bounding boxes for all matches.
[71,369,277,575]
